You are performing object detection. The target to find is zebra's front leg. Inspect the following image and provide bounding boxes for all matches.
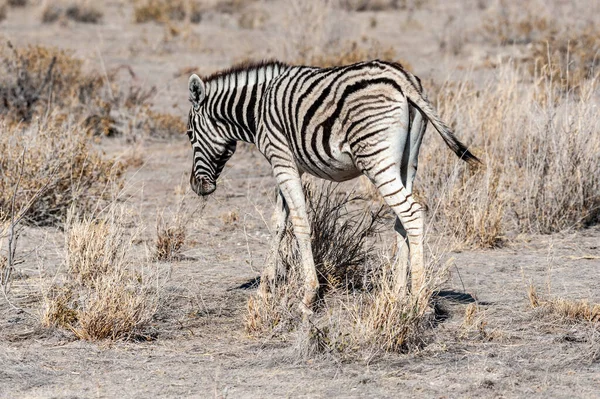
[274,170,319,314]
[260,189,289,296]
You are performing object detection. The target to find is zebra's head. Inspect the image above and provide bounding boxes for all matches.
[187,74,237,196]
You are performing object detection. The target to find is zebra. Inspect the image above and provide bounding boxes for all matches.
[186,60,480,313]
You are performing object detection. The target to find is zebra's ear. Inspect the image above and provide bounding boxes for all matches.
[188,74,205,109]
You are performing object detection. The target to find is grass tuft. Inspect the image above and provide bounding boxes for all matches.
[528,284,600,323]
[41,208,164,340]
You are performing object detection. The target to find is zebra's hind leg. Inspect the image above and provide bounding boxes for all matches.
[393,217,409,295]
[393,107,427,296]
[377,179,425,299]
[260,189,289,297]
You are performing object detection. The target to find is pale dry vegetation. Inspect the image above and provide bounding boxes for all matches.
[418,65,600,248]
[528,284,600,323]
[246,182,444,359]
[339,0,426,12]
[41,208,165,340]
[481,2,600,94]
[155,221,186,261]
[42,0,103,24]
[0,119,124,226]
[131,0,252,24]
[0,42,184,226]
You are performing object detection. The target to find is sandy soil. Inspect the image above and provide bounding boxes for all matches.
[1,1,599,398]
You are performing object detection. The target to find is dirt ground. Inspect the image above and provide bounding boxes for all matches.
[1,1,599,398]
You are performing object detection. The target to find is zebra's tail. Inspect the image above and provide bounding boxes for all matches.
[403,83,481,166]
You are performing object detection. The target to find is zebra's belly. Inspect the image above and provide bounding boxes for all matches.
[294,145,361,182]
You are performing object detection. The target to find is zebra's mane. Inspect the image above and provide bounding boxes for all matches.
[203,60,290,89]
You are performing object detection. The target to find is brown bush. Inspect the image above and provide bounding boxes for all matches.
[145,110,186,138]
[298,39,400,68]
[155,225,186,261]
[41,1,103,24]
[42,209,164,340]
[0,1,6,21]
[0,42,93,123]
[132,0,205,24]
[0,43,160,137]
[420,66,600,247]
[0,119,124,226]
[528,284,600,323]
[8,0,27,6]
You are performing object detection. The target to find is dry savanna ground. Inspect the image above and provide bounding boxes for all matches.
[1,0,599,397]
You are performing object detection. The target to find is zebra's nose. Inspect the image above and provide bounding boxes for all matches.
[190,172,216,196]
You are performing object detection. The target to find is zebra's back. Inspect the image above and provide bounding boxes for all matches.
[256,60,422,182]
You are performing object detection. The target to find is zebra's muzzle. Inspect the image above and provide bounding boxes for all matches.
[190,172,216,196]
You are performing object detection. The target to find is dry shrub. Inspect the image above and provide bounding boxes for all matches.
[246,182,386,333]
[0,43,93,123]
[155,224,185,261]
[528,284,600,323]
[0,42,168,141]
[340,0,425,11]
[132,0,252,24]
[305,39,400,69]
[8,0,27,6]
[529,25,600,95]
[285,181,387,294]
[481,1,553,46]
[145,110,186,138]
[246,183,444,358]
[481,2,599,94]
[133,0,188,23]
[42,1,103,24]
[42,209,164,340]
[0,118,124,226]
[420,65,600,247]
[0,1,6,21]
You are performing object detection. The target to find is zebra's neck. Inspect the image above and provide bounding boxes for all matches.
[204,61,290,144]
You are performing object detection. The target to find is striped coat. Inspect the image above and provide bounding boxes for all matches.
[187,60,479,312]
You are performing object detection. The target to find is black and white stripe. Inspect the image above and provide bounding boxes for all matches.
[186,60,480,311]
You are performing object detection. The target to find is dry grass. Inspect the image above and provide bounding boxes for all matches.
[339,0,425,12]
[481,2,600,94]
[0,118,124,226]
[0,1,6,21]
[282,181,387,294]
[133,0,189,24]
[246,182,444,359]
[0,43,183,227]
[42,1,103,24]
[0,42,171,139]
[420,64,600,248]
[145,110,186,138]
[305,39,400,69]
[41,208,164,340]
[132,0,251,24]
[528,284,600,323]
[155,224,186,261]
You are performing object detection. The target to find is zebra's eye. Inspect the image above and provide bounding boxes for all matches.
[186,129,193,139]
